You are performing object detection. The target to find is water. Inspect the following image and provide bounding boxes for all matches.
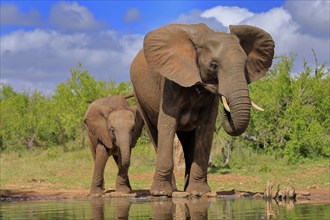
[1,197,329,219]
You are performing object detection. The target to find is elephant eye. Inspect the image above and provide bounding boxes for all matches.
[210,62,218,72]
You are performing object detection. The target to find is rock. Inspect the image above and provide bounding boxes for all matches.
[253,193,263,199]
[287,186,296,199]
[264,181,279,198]
[297,191,311,196]
[172,191,190,198]
[277,190,284,199]
[201,191,217,198]
[104,191,137,198]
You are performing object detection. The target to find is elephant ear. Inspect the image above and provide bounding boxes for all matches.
[229,25,275,84]
[144,23,212,87]
[131,107,144,148]
[84,103,113,149]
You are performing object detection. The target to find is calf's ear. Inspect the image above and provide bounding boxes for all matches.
[84,105,113,149]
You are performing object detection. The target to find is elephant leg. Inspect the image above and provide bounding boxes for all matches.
[113,155,132,194]
[177,130,195,191]
[88,133,99,162]
[150,112,177,197]
[186,98,218,196]
[135,99,176,191]
[135,100,158,149]
[90,144,109,196]
[145,114,178,192]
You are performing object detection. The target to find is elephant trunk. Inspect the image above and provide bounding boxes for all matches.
[220,67,251,136]
[117,136,131,169]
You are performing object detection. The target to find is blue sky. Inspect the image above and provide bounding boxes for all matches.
[1,1,284,34]
[1,1,329,93]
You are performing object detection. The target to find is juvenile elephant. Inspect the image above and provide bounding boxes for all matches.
[130,23,274,196]
[84,95,143,196]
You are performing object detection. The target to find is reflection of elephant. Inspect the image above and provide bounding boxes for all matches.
[150,198,174,219]
[84,95,144,196]
[90,198,132,220]
[150,198,211,219]
[174,198,211,219]
[130,23,274,196]
[90,199,105,220]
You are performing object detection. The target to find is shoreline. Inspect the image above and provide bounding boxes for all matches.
[1,188,329,203]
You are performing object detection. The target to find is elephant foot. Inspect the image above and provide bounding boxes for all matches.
[89,186,104,197]
[186,181,211,197]
[116,184,132,194]
[150,179,173,197]
[116,175,132,194]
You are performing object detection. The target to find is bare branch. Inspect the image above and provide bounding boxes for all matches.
[311,49,319,75]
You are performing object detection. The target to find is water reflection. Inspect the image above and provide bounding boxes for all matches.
[88,196,328,220]
[1,196,329,219]
[90,197,213,220]
[265,198,297,219]
[90,198,132,220]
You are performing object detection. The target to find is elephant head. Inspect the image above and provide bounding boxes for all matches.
[106,108,143,168]
[143,23,274,136]
[84,97,144,168]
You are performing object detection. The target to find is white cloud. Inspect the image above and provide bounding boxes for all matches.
[284,0,329,37]
[1,1,328,93]
[174,2,329,73]
[201,6,254,27]
[124,8,141,23]
[242,7,297,35]
[0,4,40,26]
[49,2,101,30]
[175,9,225,31]
[241,6,329,71]
[1,29,143,92]
[1,1,144,92]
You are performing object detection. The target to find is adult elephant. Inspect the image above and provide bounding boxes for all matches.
[130,23,275,196]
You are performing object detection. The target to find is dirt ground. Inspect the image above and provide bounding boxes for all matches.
[1,187,329,203]
[1,168,329,202]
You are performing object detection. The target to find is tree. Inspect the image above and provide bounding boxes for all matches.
[242,55,330,162]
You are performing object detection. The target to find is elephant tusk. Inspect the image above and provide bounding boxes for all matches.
[221,96,231,112]
[251,101,265,112]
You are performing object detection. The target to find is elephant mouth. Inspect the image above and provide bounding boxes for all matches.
[221,96,231,112]
[221,96,264,113]
[111,145,120,155]
[220,95,264,136]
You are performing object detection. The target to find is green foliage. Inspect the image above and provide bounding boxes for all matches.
[1,57,329,164]
[241,55,330,163]
[0,85,56,151]
[0,64,133,152]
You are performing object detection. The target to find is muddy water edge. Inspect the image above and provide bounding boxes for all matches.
[1,189,329,219]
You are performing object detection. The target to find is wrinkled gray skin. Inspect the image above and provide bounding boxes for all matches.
[130,23,274,197]
[84,95,144,196]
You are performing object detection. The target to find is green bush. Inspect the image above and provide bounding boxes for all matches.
[0,64,133,152]
[238,55,330,163]
[1,57,329,164]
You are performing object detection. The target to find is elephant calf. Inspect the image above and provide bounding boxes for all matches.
[84,95,144,196]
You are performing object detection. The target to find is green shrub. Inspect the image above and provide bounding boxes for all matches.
[1,56,329,164]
